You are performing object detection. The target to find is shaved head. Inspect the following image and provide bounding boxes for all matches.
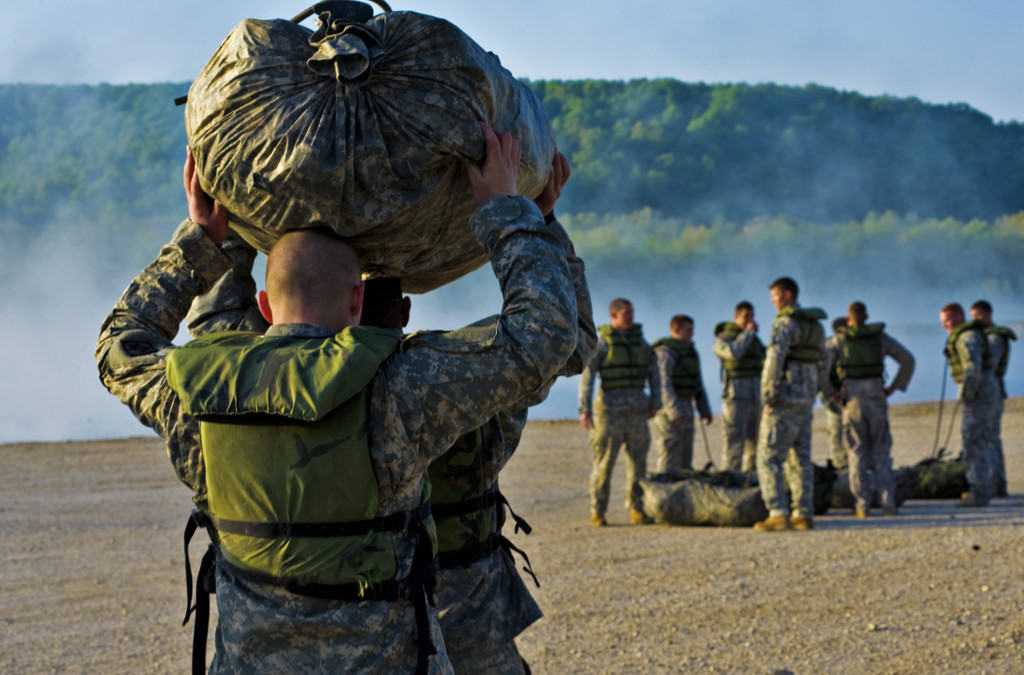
[260,228,364,331]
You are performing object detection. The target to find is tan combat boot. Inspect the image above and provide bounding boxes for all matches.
[753,515,790,532]
[789,514,814,530]
[590,512,607,527]
[629,508,647,525]
[955,492,989,508]
[854,507,869,519]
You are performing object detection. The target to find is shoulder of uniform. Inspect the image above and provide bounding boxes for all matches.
[987,325,1018,340]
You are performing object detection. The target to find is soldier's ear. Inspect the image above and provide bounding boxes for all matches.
[257,290,274,324]
[401,296,411,328]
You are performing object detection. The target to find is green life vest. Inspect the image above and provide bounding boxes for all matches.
[713,321,766,379]
[944,320,994,384]
[597,323,649,390]
[776,306,827,363]
[429,427,501,568]
[986,325,1017,377]
[836,323,885,381]
[166,326,433,593]
[652,337,702,398]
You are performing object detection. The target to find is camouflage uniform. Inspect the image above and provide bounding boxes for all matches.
[756,306,827,519]
[984,327,1014,495]
[822,328,915,512]
[653,342,711,473]
[945,326,1002,503]
[579,328,658,517]
[712,326,763,472]
[433,221,594,674]
[96,195,588,674]
[432,411,539,675]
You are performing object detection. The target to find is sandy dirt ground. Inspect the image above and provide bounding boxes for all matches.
[2,399,1023,674]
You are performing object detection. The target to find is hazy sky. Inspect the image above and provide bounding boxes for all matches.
[2,0,1021,122]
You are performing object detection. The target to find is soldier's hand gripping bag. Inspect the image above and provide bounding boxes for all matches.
[185,8,554,292]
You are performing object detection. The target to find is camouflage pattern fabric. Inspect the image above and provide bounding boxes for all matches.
[756,402,815,518]
[822,330,915,512]
[986,332,1008,493]
[842,392,895,511]
[579,330,657,516]
[186,12,554,293]
[713,328,761,472]
[948,329,1001,501]
[755,306,825,518]
[432,410,542,672]
[720,396,759,473]
[652,343,711,473]
[95,195,590,673]
[822,395,846,470]
[436,552,538,675]
[639,475,767,527]
[588,406,651,515]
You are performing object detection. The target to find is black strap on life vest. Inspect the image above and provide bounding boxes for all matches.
[432,491,538,587]
[209,502,432,539]
[181,509,438,675]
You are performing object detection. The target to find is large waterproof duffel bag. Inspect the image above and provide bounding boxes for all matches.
[640,472,768,527]
[186,3,554,292]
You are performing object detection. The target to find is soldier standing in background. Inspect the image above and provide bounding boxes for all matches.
[822,302,914,517]
[753,277,827,532]
[940,302,1001,507]
[652,315,713,474]
[579,298,659,526]
[712,301,764,473]
[970,300,1016,497]
[821,317,849,470]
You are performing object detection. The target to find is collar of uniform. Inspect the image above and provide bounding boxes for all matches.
[264,323,336,338]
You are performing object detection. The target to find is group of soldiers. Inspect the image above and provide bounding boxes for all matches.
[579,278,1015,530]
[96,132,593,673]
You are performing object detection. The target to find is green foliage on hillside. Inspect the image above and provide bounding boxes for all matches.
[529,79,1024,221]
[1,79,1023,283]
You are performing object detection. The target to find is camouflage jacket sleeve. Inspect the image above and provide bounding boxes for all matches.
[578,337,607,415]
[712,328,757,362]
[94,220,234,493]
[552,217,597,379]
[655,345,685,418]
[819,335,840,399]
[646,342,661,410]
[956,330,985,402]
[761,315,797,406]
[881,332,915,392]
[482,408,530,481]
[186,229,269,337]
[371,196,578,501]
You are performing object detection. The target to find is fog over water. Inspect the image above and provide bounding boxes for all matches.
[0,229,1019,444]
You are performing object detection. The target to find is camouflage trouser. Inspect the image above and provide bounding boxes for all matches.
[437,550,539,675]
[844,395,894,511]
[962,396,999,502]
[825,402,847,470]
[756,402,814,518]
[589,407,650,515]
[991,396,1007,494]
[653,409,694,473]
[721,397,758,472]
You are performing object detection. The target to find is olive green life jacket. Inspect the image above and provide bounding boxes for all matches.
[944,320,994,384]
[428,427,534,577]
[166,326,434,593]
[713,321,766,379]
[652,337,702,398]
[776,306,827,363]
[597,323,649,390]
[836,323,886,381]
[986,325,1017,377]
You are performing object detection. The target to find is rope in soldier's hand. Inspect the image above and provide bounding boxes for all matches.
[938,399,961,458]
[931,360,948,457]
